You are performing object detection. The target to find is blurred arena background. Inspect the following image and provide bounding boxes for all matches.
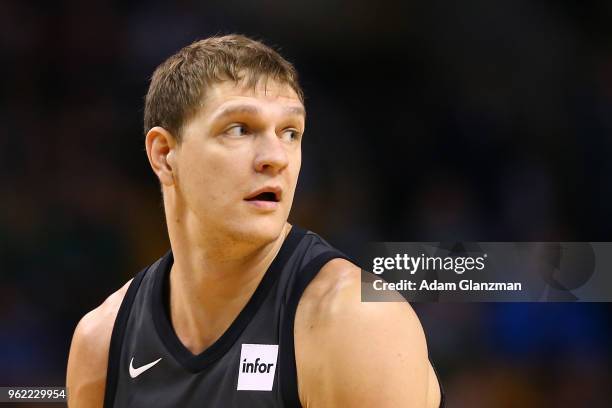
[1,0,611,406]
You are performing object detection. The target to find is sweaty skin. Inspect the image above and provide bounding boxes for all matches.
[66,79,441,407]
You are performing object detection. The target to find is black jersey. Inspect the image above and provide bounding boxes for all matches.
[103,226,445,407]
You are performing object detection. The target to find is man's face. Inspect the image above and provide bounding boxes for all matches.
[172,78,305,245]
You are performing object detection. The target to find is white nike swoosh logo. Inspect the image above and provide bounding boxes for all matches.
[129,357,162,378]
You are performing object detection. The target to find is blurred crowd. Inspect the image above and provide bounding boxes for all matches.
[1,0,611,406]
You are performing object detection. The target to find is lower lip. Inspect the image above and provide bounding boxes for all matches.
[245,200,280,211]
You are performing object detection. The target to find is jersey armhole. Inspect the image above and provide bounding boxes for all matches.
[102,265,150,408]
[279,251,351,408]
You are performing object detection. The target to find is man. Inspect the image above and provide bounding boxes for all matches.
[66,34,443,407]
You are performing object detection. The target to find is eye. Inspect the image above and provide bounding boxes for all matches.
[224,124,250,138]
[281,129,301,142]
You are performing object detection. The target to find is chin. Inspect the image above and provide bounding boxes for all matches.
[227,215,286,246]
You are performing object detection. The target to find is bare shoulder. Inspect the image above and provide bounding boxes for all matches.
[295,258,422,345]
[66,279,132,408]
[295,259,438,407]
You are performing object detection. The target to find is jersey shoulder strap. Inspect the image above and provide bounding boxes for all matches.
[279,249,353,407]
[103,263,152,408]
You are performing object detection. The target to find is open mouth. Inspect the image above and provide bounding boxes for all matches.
[244,187,282,203]
[246,191,279,202]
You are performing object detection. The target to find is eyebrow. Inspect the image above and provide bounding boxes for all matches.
[211,104,306,123]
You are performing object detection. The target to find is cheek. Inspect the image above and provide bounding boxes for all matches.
[180,148,249,204]
[288,151,302,185]
[177,150,216,197]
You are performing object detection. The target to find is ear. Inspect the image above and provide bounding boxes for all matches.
[145,126,178,187]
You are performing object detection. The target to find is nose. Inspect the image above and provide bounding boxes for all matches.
[253,131,289,174]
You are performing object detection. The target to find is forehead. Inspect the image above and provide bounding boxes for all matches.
[199,78,305,119]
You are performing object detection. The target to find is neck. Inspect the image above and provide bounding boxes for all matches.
[165,205,291,355]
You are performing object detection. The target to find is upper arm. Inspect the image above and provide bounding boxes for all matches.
[295,260,430,408]
[66,280,131,408]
